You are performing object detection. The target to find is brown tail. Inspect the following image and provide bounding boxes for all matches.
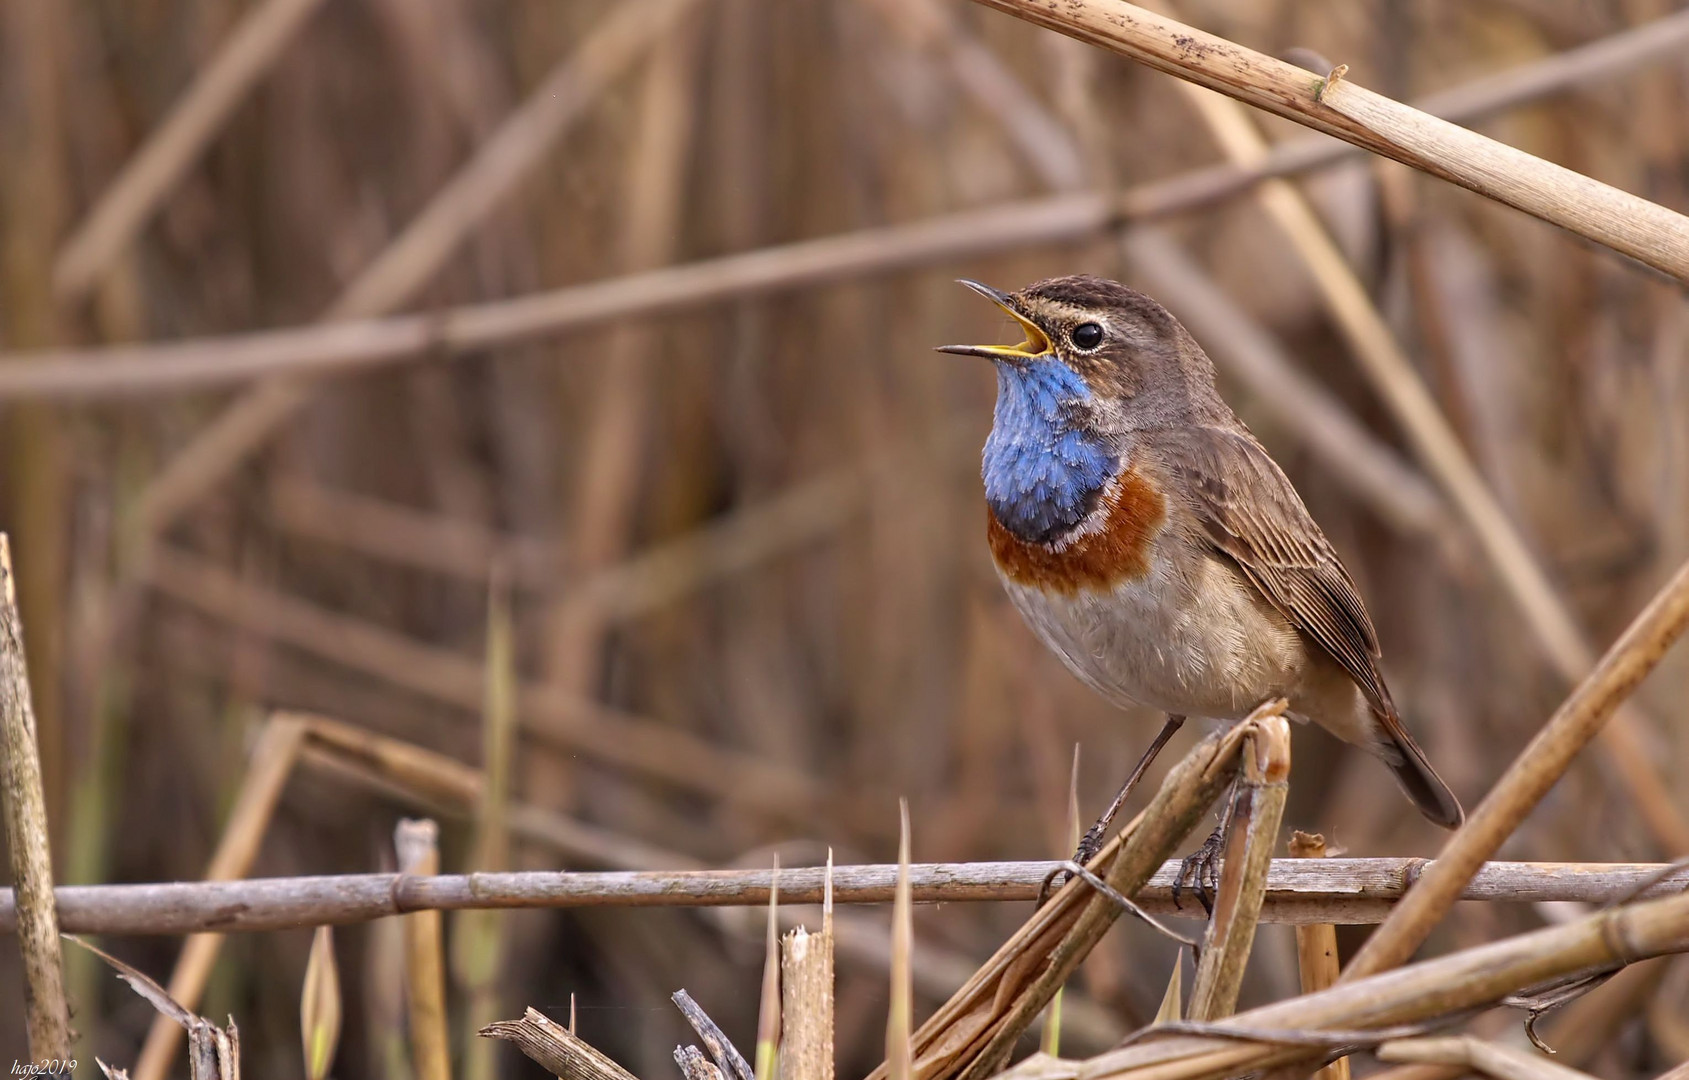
[1373,708,1464,829]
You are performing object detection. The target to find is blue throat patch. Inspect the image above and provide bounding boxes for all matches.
[983,358,1118,543]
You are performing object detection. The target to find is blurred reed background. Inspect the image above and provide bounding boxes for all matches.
[1,0,1687,1076]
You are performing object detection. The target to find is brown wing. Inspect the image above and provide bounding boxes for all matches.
[1159,425,1393,715]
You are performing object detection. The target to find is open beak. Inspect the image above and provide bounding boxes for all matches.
[936,279,1052,361]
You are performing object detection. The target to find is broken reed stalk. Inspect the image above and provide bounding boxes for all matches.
[0,534,71,1060]
[1006,885,1689,1080]
[1187,713,1290,1021]
[967,0,1689,282]
[6,8,1688,402]
[779,856,834,1080]
[6,857,1685,936]
[862,706,1277,1080]
[673,990,755,1080]
[133,715,307,1080]
[480,1006,640,1080]
[1344,554,1689,981]
[68,936,242,1080]
[676,1047,725,1080]
[397,819,452,1080]
[1287,833,1348,1080]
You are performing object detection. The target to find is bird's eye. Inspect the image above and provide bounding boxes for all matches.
[1071,322,1104,350]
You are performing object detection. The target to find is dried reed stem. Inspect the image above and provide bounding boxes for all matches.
[481,1007,641,1080]
[6,10,1686,400]
[0,534,71,1060]
[1008,886,1689,1080]
[51,0,331,302]
[864,708,1275,1080]
[673,990,754,1080]
[133,716,306,1080]
[1344,555,1689,980]
[1287,834,1348,1080]
[397,820,451,1080]
[1375,1036,1597,1080]
[967,0,1689,281]
[779,857,834,1080]
[1188,713,1291,1021]
[3,857,1683,936]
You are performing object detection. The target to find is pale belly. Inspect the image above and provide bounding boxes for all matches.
[999,548,1309,721]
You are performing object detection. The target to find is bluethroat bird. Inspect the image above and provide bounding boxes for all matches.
[939,276,1464,881]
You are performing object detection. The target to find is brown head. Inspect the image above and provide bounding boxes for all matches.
[938,275,1229,433]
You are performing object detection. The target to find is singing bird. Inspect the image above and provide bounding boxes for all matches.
[940,276,1463,866]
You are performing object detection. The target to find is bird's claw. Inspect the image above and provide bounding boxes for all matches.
[1038,822,1109,905]
[1172,824,1225,916]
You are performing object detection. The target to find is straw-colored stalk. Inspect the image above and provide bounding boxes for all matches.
[133,714,307,1080]
[1375,1036,1597,1080]
[888,801,914,1080]
[1187,712,1291,1021]
[779,852,834,1080]
[397,819,452,1080]
[0,534,70,1060]
[1286,834,1348,1080]
[965,0,1689,282]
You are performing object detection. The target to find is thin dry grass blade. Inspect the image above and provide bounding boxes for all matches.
[454,570,515,1080]
[1155,961,1183,1025]
[1041,748,1084,1057]
[300,927,341,1080]
[888,800,914,1080]
[756,858,781,1080]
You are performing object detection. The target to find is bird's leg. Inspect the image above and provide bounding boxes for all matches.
[1075,714,1186,866]
[1042,715,1185,906]
[1173,772,1243,916]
